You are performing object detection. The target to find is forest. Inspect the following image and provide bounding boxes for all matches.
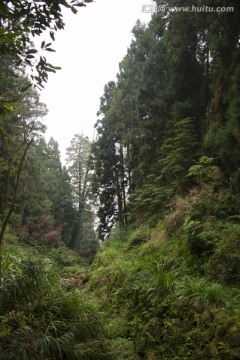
[0,0,240,359]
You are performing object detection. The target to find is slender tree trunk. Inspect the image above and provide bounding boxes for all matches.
[126,143,132,194]
[115,166,123,228]
[120,143,127,226]
[206,42,210,102]
[0,140,32,270]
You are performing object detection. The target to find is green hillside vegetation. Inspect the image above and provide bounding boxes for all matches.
[86,188,240,359]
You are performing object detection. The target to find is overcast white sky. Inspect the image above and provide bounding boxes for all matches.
[39,0,152,161]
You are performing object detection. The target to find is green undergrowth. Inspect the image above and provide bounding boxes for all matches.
[2,187,240,359]
[0,244,110,360]
[86,191,240,359]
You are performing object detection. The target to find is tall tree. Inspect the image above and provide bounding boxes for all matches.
[93,81,130,239]
[20,137,75,247]
[0,82,47,254]
[66,134,97,257]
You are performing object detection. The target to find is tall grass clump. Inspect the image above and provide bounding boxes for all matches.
[0,245,110,360]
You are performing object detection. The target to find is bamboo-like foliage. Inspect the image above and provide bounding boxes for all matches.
[0,246,110,360]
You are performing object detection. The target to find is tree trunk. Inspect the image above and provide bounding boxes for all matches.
[0,140,32,270]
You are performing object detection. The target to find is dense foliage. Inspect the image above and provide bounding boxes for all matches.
[87,213,240,359]
[92,0,240,235]
[0,245,110,360]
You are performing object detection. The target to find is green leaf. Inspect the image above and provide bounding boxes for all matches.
[4,104,14,112]
[71,6,78,14]
[0,29,8,36]
[44,48,56,52]
[49,31,55,41]
[51,66,61,70]
[26,49,38,54]
[21,83,32,92]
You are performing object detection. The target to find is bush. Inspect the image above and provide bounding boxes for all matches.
[187,188,240,223]
[50,242,83,267]
[183,220,208,255]
[164,196,189,235]
[205,224,240,284]
[109,338,135,360]
[124,226,150,249]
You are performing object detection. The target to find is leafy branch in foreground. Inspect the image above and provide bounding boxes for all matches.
[0,0,93,88]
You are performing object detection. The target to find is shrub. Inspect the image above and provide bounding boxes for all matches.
[183,220,208,255]
[124,226,150,249]
[50,242,83,267]
[109,338,135,360]
[187,188,240,223]
[164,196,189,235]
[205,224,240,284]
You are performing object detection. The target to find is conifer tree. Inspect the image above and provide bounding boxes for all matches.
[66,134,98,257]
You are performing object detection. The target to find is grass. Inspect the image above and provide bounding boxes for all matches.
[3,186,240,359]
[86,220,240,359]
[0,244,110,360]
